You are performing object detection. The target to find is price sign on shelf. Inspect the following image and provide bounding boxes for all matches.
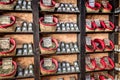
[0,0,10,2]
[89,0,95,7]
[42,0,52,6]
[86,19,92,28]
[0,16,10,25]
[44,58,52,67]
[2,58,12,70]
[102,0,108,8]
[94,19,101,27]
[43,37,52,48]
[86,74,91,80]
[104,38,110,46]
[0,38,10,50]
[44,15,53,23]
[86,37,92,46]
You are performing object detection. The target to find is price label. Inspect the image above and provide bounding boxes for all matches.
[86,74,91,80]
[86,19,92,28]
[86,37,92,46]
[104,20,110,28]
[44,15,53,23]
[0,16,10,25]
[44,58,52,67]
[89,0,95,7]
[102,0,108,8]
[0,38,10,50]
[104,57,110,64]
[104,38,110,46]
[43,37,52,48]
[42,0,52,6]
[2,58,12,70]
[0,0,10,2]
[95,19,101,27]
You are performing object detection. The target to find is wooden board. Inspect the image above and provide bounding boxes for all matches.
[41,74,77,80]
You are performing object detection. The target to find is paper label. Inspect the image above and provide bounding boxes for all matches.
[44,58,52,67]
[86,19,92,28]
[95,58,103,68]
[104,20,110,27]
[0,38,10,50]
[95,19,101,27]
[94,74,99,79]
[86,37,92,46]
[86,74,91,80]
[89,0,95,7]
[42,0,52,6]
[2,58,12,70]
[104,38,110,46]
[44,15,53,23]
[85,56,93,69]
[0,0,10,2]
[43,37,52,48]
[102,1,108,8]
[104,57,110,64]
[0,16,10,25]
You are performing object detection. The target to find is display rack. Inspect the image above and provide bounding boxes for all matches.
[0,0,119,80]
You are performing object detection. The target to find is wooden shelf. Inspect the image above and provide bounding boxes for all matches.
[40,72,80,77]
[40,11,80,14]
[40,52,79,56]
[86,69,113,73]
[86,12,114,15]
[86,51,113,54]
[0,55,34,58]
[40,31,80,34]
[0,10,32,13]
[3,76,34,80]
[86,31,114,33]
[0,32,33,34]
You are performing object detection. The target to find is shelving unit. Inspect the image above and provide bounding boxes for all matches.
[0,0,120,80]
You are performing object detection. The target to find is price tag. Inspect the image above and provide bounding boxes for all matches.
[104,38,110,46]
[2,58,12,70]
[85,56,93,69]
[89,0,95,7]
[44,15,53,23]
[42,0,52,6]
[104,57,110,64]
[43,37,52,48]
[102,0,108,8]
[104,20,110,28]
[94,74,99,80]
[44,58,52,67]
[0,38,10,50]
[0,0,10,2]
[95,19,101,27]
[86,19,92,28]
[86,37,92,46]
[86,74,91,80]
[107,78,112,80]
[0,16,11,25]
